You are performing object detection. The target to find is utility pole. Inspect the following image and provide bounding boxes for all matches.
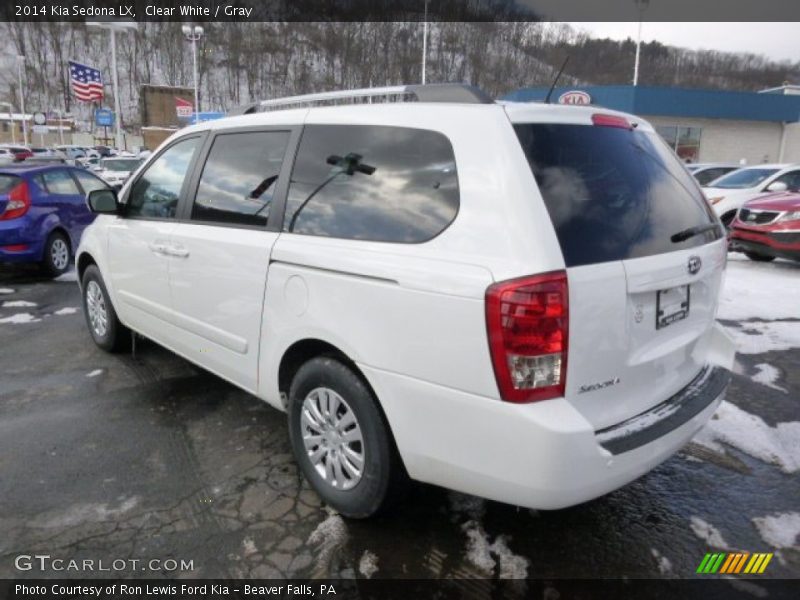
[421,0,429,84]
[17,55,27,145]
[182,25,204,123]
[633,0,650,86]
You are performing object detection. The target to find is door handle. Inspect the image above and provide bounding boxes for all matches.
[148,241,168,255]
[167,245,190,258]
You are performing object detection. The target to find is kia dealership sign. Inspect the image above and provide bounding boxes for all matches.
[558,90,592,105]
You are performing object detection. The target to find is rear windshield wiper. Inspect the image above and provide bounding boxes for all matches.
[670,223,720,243]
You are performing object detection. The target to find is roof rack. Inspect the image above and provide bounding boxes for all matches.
[228,83,493,115]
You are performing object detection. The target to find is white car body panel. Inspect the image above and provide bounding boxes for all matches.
[76,98,735,510]
[704,163,800,219]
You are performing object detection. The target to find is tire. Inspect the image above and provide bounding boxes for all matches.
[744,251,776,262]
[41,231,71,277]
[81,265,131,352]
[288,357,404,518]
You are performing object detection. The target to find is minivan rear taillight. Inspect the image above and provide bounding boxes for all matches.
[0,181,32,220]
[485,271,568,403]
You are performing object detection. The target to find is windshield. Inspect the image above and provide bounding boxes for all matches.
[711,168,779,189]
[514,123,720,267]
[102,159,142,172]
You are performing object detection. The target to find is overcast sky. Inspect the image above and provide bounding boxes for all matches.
[568,23,800,63]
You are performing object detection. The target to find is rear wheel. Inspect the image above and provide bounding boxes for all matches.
[41,231,71,277]
[288,357,404,518]
[744,251,776,262]
[81,265,130,352]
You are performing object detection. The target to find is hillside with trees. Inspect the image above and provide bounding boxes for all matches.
[1,21,798,129]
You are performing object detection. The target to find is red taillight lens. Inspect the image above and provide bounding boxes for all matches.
[592,113,633,130]
[0,181,32,220]
[485,271,568,403]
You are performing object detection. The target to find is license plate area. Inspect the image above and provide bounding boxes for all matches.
[656,285,690,330]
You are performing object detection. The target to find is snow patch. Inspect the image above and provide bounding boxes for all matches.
[718,260,800,321]
[751,363,787,393]
[692,401,800,473]
[54,307,78,315]
[726,322,800,355]
[651,548,673,575]
[358,550,379,578]
[0,312,41,324]
[242,537,257,557]
[752,512,800,549]
[461,520,529,578]
[690,517,730,549]
[2,300,36,308]
[0,288,14,294]
[86,369,103,378]
[308,510,348,565]
[54,269,77,282]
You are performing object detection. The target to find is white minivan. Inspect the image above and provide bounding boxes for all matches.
[77,84,735,518]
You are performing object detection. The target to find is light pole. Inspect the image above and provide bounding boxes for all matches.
[633,0,650,87]
[17,55,27,145]
[86,21,138,150]
[182,25,204,123]
[0,102,16,144]
[421,0,429,84]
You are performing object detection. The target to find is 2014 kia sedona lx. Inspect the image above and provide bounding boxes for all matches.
[77,84,735,518]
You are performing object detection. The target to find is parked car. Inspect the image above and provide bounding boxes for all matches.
[0,145,34,161]
[729,192,800,263]
[0,164,109,276]
[55,145,87,160]
[704,163,800,225]
[94,157,144,189]
[76,84,734,518]
[94,145,115,157]
[686,163,741,187]
[0,148,18,165]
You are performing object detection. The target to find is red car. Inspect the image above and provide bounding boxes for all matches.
[730,192,800,262]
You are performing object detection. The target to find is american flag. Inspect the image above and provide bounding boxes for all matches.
[69,61,104,102]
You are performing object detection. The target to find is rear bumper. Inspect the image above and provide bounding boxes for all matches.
[0,218,45,263]
[361,328,734,510]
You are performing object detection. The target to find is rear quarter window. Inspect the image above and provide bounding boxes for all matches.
[514,123,721,267]
[284,124,459,243]
[0,174,20,194]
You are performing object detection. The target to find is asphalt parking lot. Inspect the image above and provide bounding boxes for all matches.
[0,254,798,585]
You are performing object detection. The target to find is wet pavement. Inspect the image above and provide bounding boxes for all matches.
[1,258,799,583]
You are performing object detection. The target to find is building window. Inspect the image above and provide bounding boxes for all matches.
[656,125,702,163]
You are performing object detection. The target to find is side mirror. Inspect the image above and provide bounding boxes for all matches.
[766,181,788,192]
[87,188,119,214]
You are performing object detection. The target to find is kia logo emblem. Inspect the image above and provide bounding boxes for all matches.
[688,256,702,275]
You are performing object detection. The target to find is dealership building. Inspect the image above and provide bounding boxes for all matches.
[503,84,800,165]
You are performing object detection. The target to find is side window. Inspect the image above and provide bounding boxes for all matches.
[127,137,199,219]
[284,125,459,243]
[42,169,81,195]
[191,131,290,227]
[773,170,800,191]
[73,170,109,194]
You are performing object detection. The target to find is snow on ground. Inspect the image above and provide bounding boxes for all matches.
[307,510,348,567]
[241,537,258,557]
[752,512,800,549]
[358,550,379,578]
[461,521,529,578]
[690,517,730,549]
[2,300,36,308]
[693,401,800,474]
[490,534,530,579]
[726,322,800,355]
[54,307,78,315]
[650,548,673,575]
[0,312,41,324]
[718,257,799,321]
[751,363,788,393]
[0,288,14,294]
[86,369,103,378]
[54,269,77,282]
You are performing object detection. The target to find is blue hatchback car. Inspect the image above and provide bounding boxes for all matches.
[0,164,109,277]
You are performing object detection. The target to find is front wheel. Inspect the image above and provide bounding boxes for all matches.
[81,265,130,352]
[288,357,404,518]
[744,251,776,262]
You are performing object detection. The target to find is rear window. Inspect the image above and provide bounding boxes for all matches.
[514,123,721,268]
[0,174,20,194]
